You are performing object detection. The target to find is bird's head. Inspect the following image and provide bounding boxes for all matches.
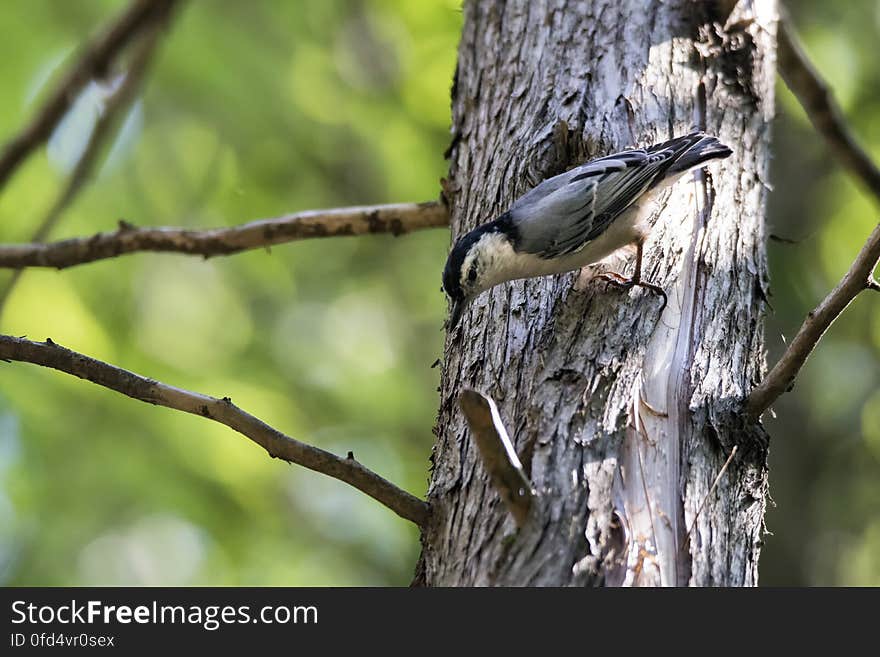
[442,220,514,330]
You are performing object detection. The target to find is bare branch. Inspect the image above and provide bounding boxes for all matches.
[0,202,450,270]
[0,0,179,190]
[777,14,880,201]
[458,389,534,527]
[746,220,880,419]
[0,334,430,528]
[745,14,880,419]
[0,2,180,316]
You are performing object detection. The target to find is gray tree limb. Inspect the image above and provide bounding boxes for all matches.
[459,390,534,528]
[0,334,430,528]
[0,0,182,317]
[0,0,178,190]
[746,220,880,418]
[0,202,449,269]
[777,13,880,200]
[746,12,880,418]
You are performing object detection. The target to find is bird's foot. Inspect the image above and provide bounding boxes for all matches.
[597,272,668,314]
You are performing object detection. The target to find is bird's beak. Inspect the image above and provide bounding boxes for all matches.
[447,297,465,331]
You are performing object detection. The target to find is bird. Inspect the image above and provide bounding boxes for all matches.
[441,131,732,330]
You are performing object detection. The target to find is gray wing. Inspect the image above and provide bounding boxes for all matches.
[510,138,697,258]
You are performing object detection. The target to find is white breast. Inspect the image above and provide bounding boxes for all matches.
[476,197,659,292]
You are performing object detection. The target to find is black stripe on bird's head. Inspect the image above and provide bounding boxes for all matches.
[442,213,517,331]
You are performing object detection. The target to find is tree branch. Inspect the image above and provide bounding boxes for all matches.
[0,0,178,190]
[744,13,880,419]
[0,1,180,316]
[0,334,430,529]
[458,389,534,528]
[0,202,450,270]
[746,220,880,419]
[777,14,880,200]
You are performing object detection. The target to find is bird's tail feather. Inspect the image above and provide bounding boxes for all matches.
[665,132,733,176]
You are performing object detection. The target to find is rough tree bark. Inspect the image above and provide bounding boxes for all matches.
[418,0,776,586]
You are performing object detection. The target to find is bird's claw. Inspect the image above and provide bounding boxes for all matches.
[597,273,668,315]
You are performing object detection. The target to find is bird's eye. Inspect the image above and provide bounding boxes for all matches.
[467,265,477,282]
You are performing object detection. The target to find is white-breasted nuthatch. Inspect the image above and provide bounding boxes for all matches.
[442,131,732,329]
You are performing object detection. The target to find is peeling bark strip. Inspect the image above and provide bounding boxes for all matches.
[0,202,449,269]
[0,335,430,528]
[421,0,775,586]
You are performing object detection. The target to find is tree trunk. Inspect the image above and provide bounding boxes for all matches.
[419,0,777,586]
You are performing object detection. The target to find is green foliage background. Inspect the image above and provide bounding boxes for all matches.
[0,0,877,586]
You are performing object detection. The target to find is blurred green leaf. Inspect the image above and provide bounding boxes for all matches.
[0,0,456,586]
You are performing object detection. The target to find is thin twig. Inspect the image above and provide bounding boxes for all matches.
[0,2,179,316]
[0,0,176,190]
[0,334,430,528]
[777,14,880,201]
[458,389,534,528]
[746,220,880,419]
[685,446,738,542]
[0,202,450,270]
